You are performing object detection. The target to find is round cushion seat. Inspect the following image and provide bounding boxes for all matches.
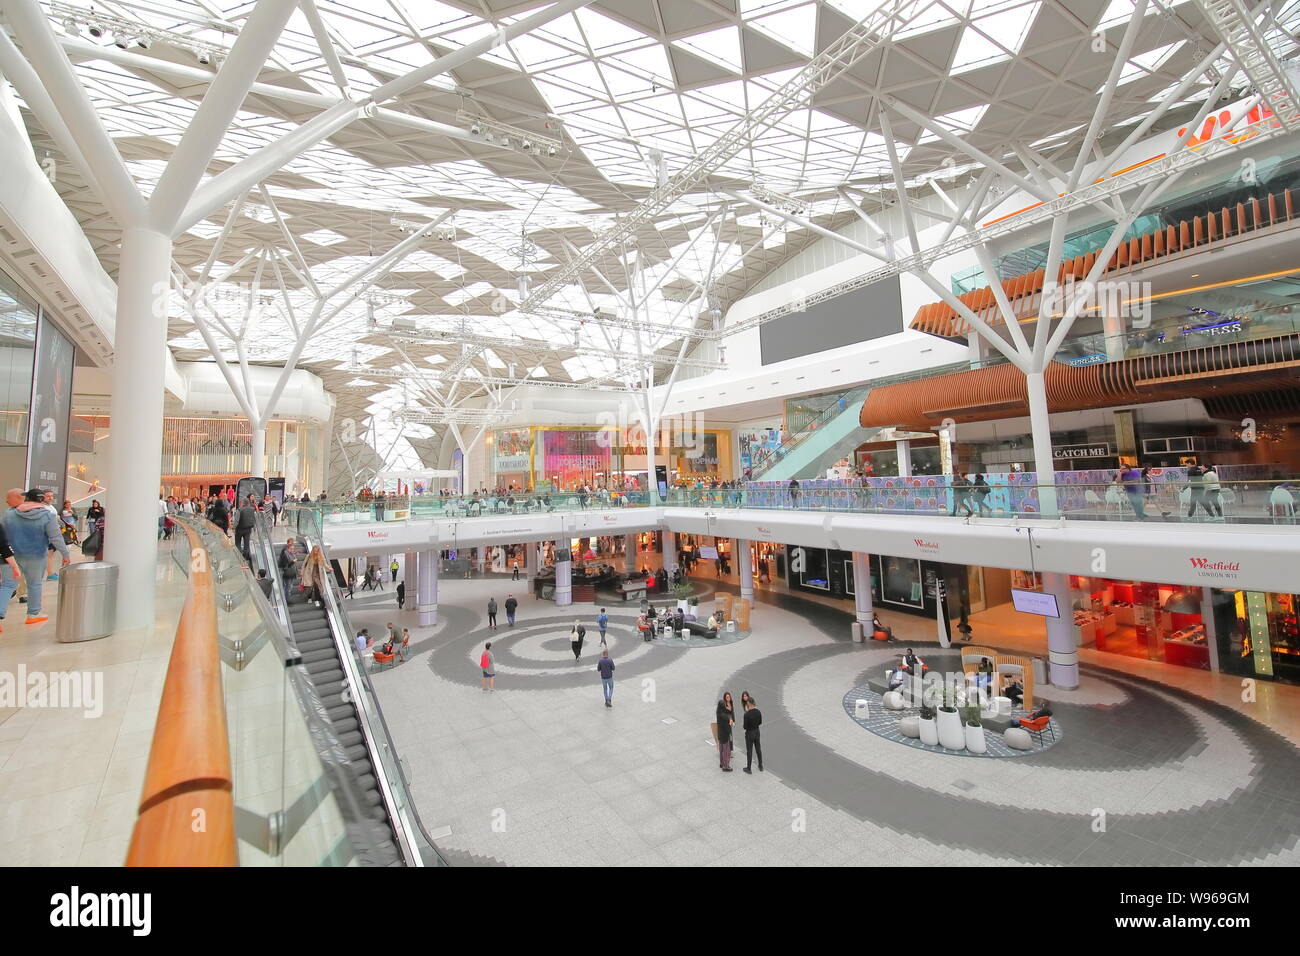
[882,690,905,711]
[898,716,920,738]
[1003,727,1033,750]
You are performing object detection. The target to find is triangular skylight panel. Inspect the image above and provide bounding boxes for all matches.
[673,27,744,74]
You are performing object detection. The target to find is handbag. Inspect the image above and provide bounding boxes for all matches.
[81,529,101,555]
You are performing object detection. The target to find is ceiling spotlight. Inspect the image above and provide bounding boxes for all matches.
[87,22,105,38]
[136,36,152,50]
[114,35,132,49]
[63,18,79,33]
[521,139,532,151]
[547,145,557,157]
[470,123,481,136]
[196,50,211,65]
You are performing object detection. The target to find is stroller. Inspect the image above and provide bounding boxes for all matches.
[60,514,80,546]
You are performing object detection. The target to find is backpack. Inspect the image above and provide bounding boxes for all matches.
[480,652,490,669]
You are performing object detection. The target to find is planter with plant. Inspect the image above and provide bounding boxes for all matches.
[964,713,987,754]
[936,683,966,750]
[918,701,939,746]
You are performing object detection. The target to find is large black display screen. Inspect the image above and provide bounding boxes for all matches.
[759,274,903,365]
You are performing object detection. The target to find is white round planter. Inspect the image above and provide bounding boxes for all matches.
[919,715,939,746]
[964,722,987,754]
[936,708,966,750]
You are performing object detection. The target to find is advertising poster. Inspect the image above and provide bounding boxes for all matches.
[540,429,609,489]
[25,313,73,501]
[493,428,531,475]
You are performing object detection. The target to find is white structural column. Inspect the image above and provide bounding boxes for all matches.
[417,549,437,627]
[251,424,267,479]
[404,550,417,602]
[106,228,173,626]
[662,530,677,575]
[737,540,754,604]
[524,541,536,579]
[624,534,637,574]
[1041,571,1078,687]
[1025,372,1058,517]
[554,542,572,607]
[895,440,913,478]
[851,552,874,630]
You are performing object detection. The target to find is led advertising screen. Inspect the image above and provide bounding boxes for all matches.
[1011,588,1061,618]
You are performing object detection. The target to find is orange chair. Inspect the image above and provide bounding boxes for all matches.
[1017,714,1055,746]
[373,649,397,670]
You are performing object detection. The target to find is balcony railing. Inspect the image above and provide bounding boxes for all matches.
[285,474,1300,528]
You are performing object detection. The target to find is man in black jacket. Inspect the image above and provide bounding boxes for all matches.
[742,696,763,774]
[234,495,258,564]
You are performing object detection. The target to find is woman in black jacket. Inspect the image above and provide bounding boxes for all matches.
[716,692,735,772]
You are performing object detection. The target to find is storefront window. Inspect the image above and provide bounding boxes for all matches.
[1214,590,1300,685]
[795,546,829,591]
[1064,576,1209,669]
[880,556,923,607]
[0,269,38,484]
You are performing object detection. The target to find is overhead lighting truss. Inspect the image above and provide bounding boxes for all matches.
[456,109,562,156]
[50,1,226,62]
[519,0,936,312]
[382,325,725,371]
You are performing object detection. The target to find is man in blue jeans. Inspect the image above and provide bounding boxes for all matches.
[596,607,608,645]
[596,649,615,707]
[2,488,70,624]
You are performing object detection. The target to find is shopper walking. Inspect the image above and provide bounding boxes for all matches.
[480,642,495,692]
[596,649,615,707]
[1120,462,1147,519]
[742,695,764,773]
[234,494,257,564]
[512,561,520,581]
[569,618,586,660]
[715,692,735,771]
[396,579,406,610]
[596,607,609,645]
[2,488,70,624]
[1203,464,1224,518]
[504,593,518,627]
[487,596,498,630]
[390,557,399,583]
[1186,465,1211,518]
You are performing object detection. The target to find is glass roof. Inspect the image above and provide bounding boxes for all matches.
[16,0,1300,471]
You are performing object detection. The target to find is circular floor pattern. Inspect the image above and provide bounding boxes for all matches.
[722,640,1300,864]
[840,684,1061,757]
[428,613,688,690]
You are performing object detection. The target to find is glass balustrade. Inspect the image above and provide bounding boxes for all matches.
[285,476,1300,527]
[169,514,355,866]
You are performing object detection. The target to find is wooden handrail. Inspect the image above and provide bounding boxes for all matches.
[127,523,236,866]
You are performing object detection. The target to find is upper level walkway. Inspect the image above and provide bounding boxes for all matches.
[290,481,1300,594]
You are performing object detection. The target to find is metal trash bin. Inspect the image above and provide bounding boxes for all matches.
[55,562,117,643]
[1032,656,1048,686]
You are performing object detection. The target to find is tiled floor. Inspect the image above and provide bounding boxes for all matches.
[0,546,185,865]
[360,561,1300,867]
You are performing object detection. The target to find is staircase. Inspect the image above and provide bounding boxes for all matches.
[286,601,402,866]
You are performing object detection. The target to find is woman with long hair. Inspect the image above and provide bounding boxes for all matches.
[716,692,735,772]
[300,545,330,606]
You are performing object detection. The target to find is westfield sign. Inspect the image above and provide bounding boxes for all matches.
[913,538,940,553]
[1189,556,1240,577]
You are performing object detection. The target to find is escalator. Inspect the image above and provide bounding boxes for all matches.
[285,599,402,866]
[251,515,443,866]
[749,386,871,481]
